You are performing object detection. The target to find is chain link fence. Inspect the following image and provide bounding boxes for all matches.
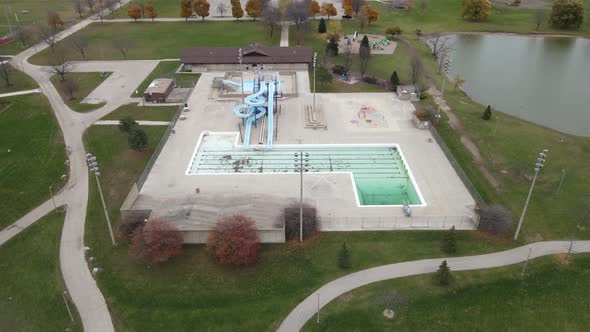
[319,215,476,230]
[428,126,486,206]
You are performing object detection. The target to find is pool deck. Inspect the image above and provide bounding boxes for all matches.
[130,71,477,238]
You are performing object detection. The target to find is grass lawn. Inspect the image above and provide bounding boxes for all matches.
[102,103,178,121]
[303,254,590,331]
[0,94,67,229]
[29,21,280,65]
[0,69,37,94]
[51,72,110,113]
[0,0,92,27]
[83,125,514,331]
[0,211,81,331]
[131,61,200,97]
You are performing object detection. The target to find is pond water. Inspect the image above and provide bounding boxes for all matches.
[445,34,590,136]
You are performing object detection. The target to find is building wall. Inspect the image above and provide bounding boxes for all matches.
[185,63,309,72]
[182,229,285,244]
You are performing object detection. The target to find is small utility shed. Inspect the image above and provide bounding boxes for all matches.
[144,78,174,103]
[397,85,420,102]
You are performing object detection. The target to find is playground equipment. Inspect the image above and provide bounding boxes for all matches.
[223,75,281,148]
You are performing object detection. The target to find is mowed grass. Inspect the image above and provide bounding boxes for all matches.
[0,211,81,331]
[102,103,179,121]
[303,255,590,331]
[0,69,38,94]
[131,60,200,97]
[83,125,514,331]
[51,72,110,113]
[113,0,197,18]
[0,0,91,26]
[0,94,66,229]
[29,21,280,64]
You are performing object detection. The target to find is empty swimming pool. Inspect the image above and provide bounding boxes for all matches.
[187,133,423,206]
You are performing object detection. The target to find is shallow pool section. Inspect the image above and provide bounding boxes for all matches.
[187,134,423,206]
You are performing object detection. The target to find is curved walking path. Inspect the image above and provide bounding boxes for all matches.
[278,240,590,331]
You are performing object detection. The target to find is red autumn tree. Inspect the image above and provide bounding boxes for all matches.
[129,218,183,264]
[321,3,337,20]
[47,11,64,29]
[146,2,158,22]
[366,5,379,25]
[128,5,142,22]
[207,214,260,266]
[309,0,321,17]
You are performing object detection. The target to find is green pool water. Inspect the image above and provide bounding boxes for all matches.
[187,134,422,206]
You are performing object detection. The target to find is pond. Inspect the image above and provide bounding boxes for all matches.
[445,34,590,136]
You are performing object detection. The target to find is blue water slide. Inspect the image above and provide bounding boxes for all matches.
[244,107,266,147]
[222,80,241,88]
[266,81,276,146]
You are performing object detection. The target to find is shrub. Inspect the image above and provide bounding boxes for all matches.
[482,105,492,120]
[207,214,260,265]
[414,105,436,122]
[477,205,513,235]
[332,64,347,75]
[318,17,327,33]
[129,219,183,264]
[462,0,491,22]
[326,37,339,57]
[284,204,318,241]
[437,260,451,286]
[362,76,378,84]
[337,242,352,269]
[550,0,584,29]
[385,26,402,38]
[389,70,400,90]
[441,226,457,254]
[118,116,138,134]
[119,217,146,241]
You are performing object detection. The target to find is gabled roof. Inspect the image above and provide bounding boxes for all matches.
[181,44,313,65]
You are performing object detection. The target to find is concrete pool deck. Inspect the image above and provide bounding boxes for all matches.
[128,71,477,242]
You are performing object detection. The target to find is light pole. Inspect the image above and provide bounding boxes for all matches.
[312,52,317,113]
[436,57,451,122]
[316,292,321,324]
[514,149,548,241]
[295,151,308,242]
[238,48,244,104]
[87,153,116,246]
[556,169,566,194]
[493,116,502,137]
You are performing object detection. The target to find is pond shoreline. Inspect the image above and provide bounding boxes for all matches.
[433,31,590,40]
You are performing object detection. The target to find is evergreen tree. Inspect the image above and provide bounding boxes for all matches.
[389,70,400,91]
[337,242,351,269]
[482,105,492,120]
[128,126,148,151]
[318,17,327,33]
[441,226,457,254]
[118,116,138,134]
[326,37,339,57]
[437,260,451,286]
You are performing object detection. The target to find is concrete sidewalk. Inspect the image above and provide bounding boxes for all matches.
[93,120,170,126]
[277,240,590,331]
[0,88,40,98]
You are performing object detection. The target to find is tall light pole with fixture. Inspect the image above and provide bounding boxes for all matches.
[436,57,451,122]
[513,149,548,241]
[238,48,244,104]
[312,52,317,113]
[87,153,116,245]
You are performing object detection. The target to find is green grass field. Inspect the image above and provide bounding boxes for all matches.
[0,0,92,27]
[113,0,193,19]
[303,254,590,331]
[82,125,515,331]
[0,69,37,94]
[0,94,66,229]
[102,103,178,121]
[29,21,280,64]
[0,211,81,331]
[51,72,110,112]
[131,61,200,97]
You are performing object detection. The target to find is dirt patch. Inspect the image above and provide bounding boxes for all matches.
[123,148,149,160]
[491,0,552,10]
[471,229,513,244]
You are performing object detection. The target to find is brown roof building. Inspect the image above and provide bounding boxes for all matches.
[181,44,313,66]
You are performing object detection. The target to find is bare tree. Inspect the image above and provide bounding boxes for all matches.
[62,78,79,100]
[0,60,14,88]
[534,9,547,31]
[216,2,228,17]
[261,6,282,38]
[359,36,370,77]
[48,52,73,81]
[419,0,428,12]
[38,25,58,53]
[113,35,131,59]
[429,33,452,59]
[105,0,117,14]
[287,0,310,30]
[410,54,422,85]
[86,0,95,14]
[15,25,33,47]
[70,35,89,59]
[73,0,86,18]
[352,0,364,16]
[476,205,513,235]
[357,5,368,31]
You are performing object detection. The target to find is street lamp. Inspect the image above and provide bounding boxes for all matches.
[436,57,452,122]
[238,48,244,104]
[87,153,116,245]
[556,169,566,194]
[513,148,548,241]
[312,52,317,113]
[493,116,502,137]
[294,151,309,242]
